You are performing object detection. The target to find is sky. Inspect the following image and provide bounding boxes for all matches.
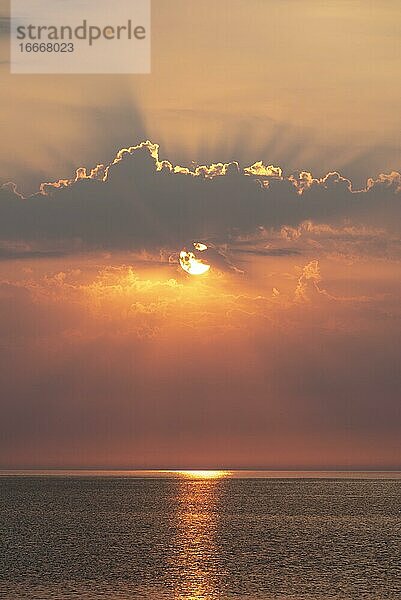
[0,0,400,469]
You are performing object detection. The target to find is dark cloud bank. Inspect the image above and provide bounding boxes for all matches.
[0,141,400,253]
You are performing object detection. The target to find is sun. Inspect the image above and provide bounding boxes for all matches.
[175,470,230,479]
[179,242,211,276]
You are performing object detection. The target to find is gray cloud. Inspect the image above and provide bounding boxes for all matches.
[0,141,400,255]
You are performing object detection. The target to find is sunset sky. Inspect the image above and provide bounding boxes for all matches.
[0,0,400,469]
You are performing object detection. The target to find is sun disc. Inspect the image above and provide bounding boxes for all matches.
[179,243,211,276]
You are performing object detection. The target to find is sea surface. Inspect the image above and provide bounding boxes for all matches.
[0,472,401,600]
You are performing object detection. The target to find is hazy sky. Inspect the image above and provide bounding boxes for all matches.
[0,1,400,469]
[1,0,401,193]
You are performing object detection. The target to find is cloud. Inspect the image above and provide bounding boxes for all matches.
[0,141,400,256]
[294,260,324,302]
[232,248,301,257]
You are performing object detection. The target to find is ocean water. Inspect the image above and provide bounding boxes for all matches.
[0,473,401,600]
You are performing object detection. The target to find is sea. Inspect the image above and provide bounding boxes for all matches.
[0,471,400,600]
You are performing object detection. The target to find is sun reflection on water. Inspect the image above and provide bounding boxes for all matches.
[170,472,227,599]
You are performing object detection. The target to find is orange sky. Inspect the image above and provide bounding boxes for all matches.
[0,242,400,469]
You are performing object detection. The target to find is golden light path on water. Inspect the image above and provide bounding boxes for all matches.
[171,470,227,600]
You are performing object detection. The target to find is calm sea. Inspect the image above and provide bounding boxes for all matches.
[0,472,400,600]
